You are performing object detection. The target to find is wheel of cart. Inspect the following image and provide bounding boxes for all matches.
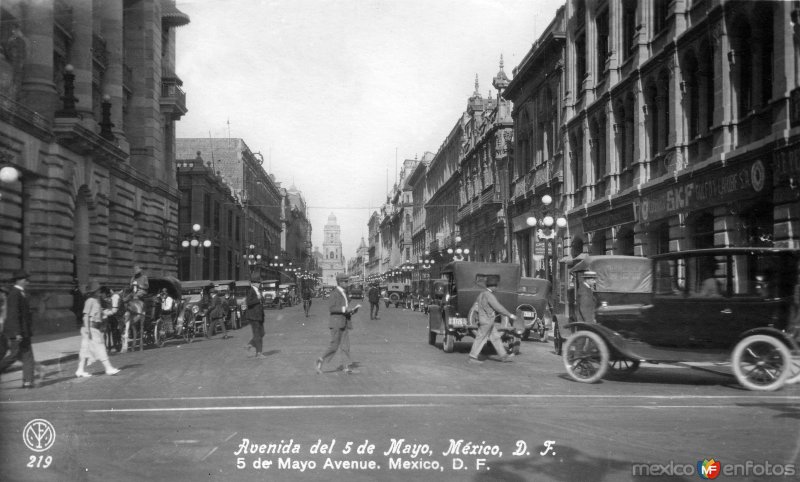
[731,334,792,391]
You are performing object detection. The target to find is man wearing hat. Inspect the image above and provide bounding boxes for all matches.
[468,275,517,364]
[0,270,36,387]
[316,274,358,374]
[130,265,149,297]
[76,279,120,377]
[243,277,266,358]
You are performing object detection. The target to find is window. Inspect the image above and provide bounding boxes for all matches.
[214,201,220,232]
[689,212,715,249]
[622,0,637,57]
[203,193,211,227]
[653,0,669,34]
[654,258,680,296]
[575,32,587,93]
[596,9,609,76]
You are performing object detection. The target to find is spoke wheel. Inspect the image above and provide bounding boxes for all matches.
[443,330,455,353]
[786,356,800,385]
[608,358,640,374]
[563,331,609,384]
[153,320,165,348]
[732,335,791,391]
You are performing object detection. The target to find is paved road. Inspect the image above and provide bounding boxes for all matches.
[2,299,799,481]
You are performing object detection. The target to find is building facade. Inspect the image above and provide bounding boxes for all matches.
[0,0,190,332]
[176,152,241,281]
[176,138,282,279]
[456,68,514,264]
[319,212,345,286]
[281,184,312,272]
[560,0,800,267]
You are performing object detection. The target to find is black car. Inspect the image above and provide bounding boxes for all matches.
[562,248,800,391]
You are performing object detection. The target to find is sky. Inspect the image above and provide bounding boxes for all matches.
[175,0,564,260]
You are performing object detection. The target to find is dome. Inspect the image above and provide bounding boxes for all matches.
[327,212,337,224]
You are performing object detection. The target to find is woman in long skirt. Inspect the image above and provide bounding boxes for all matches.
[75,280,120,377]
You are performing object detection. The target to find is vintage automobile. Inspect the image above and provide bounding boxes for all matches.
[348,283,364,300]
[420,278,448,315]
[278,283,294,307]
[563,255,652,355]
[386,283,407,308]
[176,279,214,341]
[427,261,523,355]
[260,280,283,309]
[213,280,252,330]
[562,248,800,391]
[517,277,555,342]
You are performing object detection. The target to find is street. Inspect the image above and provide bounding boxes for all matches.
[2,301,799,482]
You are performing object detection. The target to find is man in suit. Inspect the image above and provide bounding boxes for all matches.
[316,274,357,374]
[243,278,266,358]
[0,270,36,387]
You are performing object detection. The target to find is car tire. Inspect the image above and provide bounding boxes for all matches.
[732,334,791,391]
[563,331,609,384]
[442,330,455,353]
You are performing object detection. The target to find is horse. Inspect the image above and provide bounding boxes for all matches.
[120,287,146,352]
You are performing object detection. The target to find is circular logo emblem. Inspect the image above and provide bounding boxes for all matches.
[750,160,765,192]
[23,419,56,452]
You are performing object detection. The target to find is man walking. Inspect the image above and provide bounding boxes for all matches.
[367,283,380,320]
[0,270,36,387]
[316,274,357,374]
[468,276,516,364]
[243,279,266,358]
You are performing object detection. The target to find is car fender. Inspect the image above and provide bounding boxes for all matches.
[563,321,639,360]
[427,305,442,331]
[736,327,799,351]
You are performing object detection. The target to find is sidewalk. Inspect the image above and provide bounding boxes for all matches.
[3,331,83,375]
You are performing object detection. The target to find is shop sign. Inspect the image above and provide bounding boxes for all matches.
[634,159,768,223]
[511,213,531,233]
[582,204,636,232]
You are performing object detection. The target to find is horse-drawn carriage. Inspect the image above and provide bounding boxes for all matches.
[117,277,184,351]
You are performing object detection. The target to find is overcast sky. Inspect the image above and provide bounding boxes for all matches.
[175,0,564,260]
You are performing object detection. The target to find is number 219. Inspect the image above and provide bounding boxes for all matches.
[28,455,52,468]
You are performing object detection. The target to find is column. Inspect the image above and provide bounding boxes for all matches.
[21,1,57,117]
[101,0,128,147]
[67,0,94,122]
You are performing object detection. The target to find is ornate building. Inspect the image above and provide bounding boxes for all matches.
[0,0,190,332]
[319,212,345,286]
[456,67,514,264]
[281,184,312,273]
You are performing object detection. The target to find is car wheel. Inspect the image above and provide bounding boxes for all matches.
[563,331,609,384]
[608,358,640,374]
[732,334,791,391]
[443,330,455,353]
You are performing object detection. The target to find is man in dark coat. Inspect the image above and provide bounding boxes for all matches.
[367,284,381,320]
[0,270,35,387]
[243,279,266,358]
[316,274,358,374]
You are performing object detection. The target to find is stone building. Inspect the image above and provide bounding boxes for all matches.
[407,153,432,262]
[319,212,345,286]
[560,0,800,267]
[281,183,312,273]
[175,152,242,281]
[503,5,567,296]
[176,138,282,278]
[0,0,190,332]
[456,68,514,264]
[365,211,382,279]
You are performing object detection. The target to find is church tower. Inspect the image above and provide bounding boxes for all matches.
[320,212,345,286]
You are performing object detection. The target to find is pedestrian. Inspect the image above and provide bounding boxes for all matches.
[315,274,359,374]
[468,275,517,364]
[368,283,380,320]
[301,281,313,318]
[208,286,229,339]
[0,270,38,387]
[130,265,149,296]
[243,278,266,358]
[158,287,176,335]
[75,280,120,377]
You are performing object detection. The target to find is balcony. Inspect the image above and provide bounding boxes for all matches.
[0,93,52,140]
[160,75,188,120]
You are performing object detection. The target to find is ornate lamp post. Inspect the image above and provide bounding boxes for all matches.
[446,236,470,261]
[181,223,212,280]
[244,244,262,278]
[526,194,567,282]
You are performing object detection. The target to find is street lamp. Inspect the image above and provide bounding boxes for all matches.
[244,243,262,278]
[526,194,567,281]
[446,236,470,261]
[181,223,212,280]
